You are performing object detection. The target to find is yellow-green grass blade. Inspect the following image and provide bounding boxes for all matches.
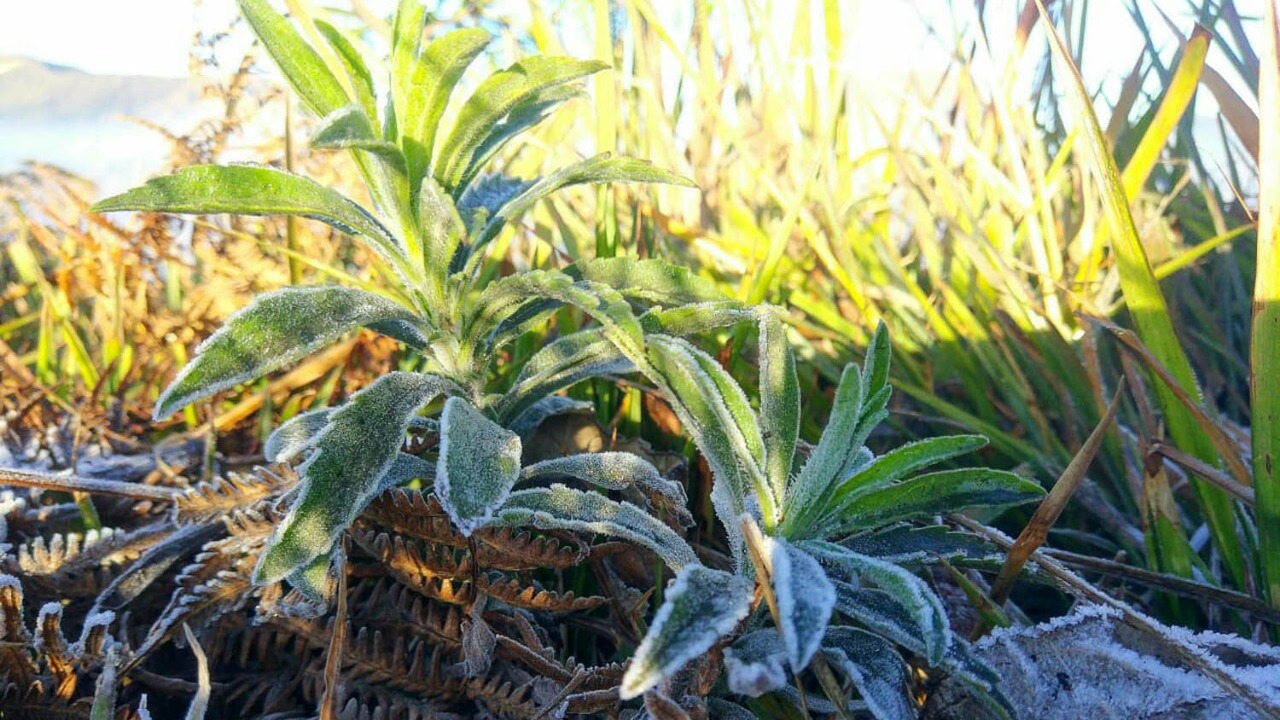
[1038,1,1247,589]
[1252,0,1280,609]
[1075,25,1211,287]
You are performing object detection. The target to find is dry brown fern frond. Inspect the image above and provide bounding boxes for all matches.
[173,467,296,526]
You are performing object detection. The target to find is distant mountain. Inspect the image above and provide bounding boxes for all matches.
[0,57,214,193]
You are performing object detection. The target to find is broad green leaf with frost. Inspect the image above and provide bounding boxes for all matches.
[264,407,334,463]
[434,57,609,192]
[822,627,916,720]
[475,154,695,246]
[152,286,425,419]
[378,452,435,493]
[401,28,491,198]
[91,165,415,282]
[838,524,1001,566]
[645,335,770,548]
[566,257,725,306]
[803,539,949,665]
[827,468,1045,535]
[235,0,348,117]
[315,20,377,123]
[833,582,935,660]
[619,564,753,699]
[759,308,799,504]
[491,484,697,571]
[437,397,522,536]
[254,371,449,584]
[417,177,466,298]
[724,629,789,697]
[287,546,336,602]
[521,452,683,505]
[770,537,835,671]
[312,105,405,168]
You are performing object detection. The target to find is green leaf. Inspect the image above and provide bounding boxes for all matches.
[816,435,989,531]
[315,20,378,124]
[417,176,466,297]
[759,308,799,505]
[152,286,426,419]
[638,302,756,336]
[645,334,771,553]
[619,564,753,699]
[474,153,695,246]
[770,537,835,671]
[506,396,594,442]
[496,329,632,425]
[822,627,916,720]
[827,469,1045,536]
[255,371,451,584]
[460,83,586,189]
[434,57,609,192]
[838,524,1002,565]
[401,28,493,195]
[236,0,349,117]
[264,407,334,463]
[491,484,697,571]
[91,165,414,282]
[833,583,935,662]
[312,105,405,169]
[521,452,683,504]
[437,397,522,536]
[861,321,891,400]
[807,539,949,666]
[286,547,336,602]
[782,364,868,536]
[566,257,726,306]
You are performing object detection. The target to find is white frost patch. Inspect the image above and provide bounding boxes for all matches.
[971,603,1280,718]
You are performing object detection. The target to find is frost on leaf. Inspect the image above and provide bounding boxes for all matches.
[437,397,522,536]
[153,285,425,420]
[823,627,916,720]
[565,257,726,305]
[803,539,949,666]
[770,537,835,671]
[490,484,696,571]
[254,371,448,584]
[619,564,753,700]
[264,407,334,463]
[520,452,683,504]
[929,603,1280,720]
[724,629,788,697]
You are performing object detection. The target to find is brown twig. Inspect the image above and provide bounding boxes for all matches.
[0,467,180,502]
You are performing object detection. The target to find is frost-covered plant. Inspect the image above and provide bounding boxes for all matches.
[91,0,702,591]
[615,318,1046,718]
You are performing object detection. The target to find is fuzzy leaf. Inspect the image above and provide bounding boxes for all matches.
[520,452,684,504]
[315,20,378,124]
[458,174,536,220]
[827,436,988,508]
[506,396,595,442]
[491,484,697,571]
[475,153,695,246]
[434,56,609,192]
[254,372,450,583]
[152,286,425,419]
[264,407,334,463]
[566,257,726,306]
[437,397,523,536]
[236,0,348,117]
[312,105,405,168]
[828,468,1045,535]
[417,177,466,293]
[839,524,1002,566]
[379,452,435,492]
[770,537,835,671]
[497,329,632,425]
[638,301,756,336]
[822,627,916,720]
[645,334,769,559]
[803,539,949,666]
[759,308,799,504]
[619,564,753,699]
[401,28,491,196]
[91,165,413,279]
[724,629,789,697]
[461,84,586,189]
